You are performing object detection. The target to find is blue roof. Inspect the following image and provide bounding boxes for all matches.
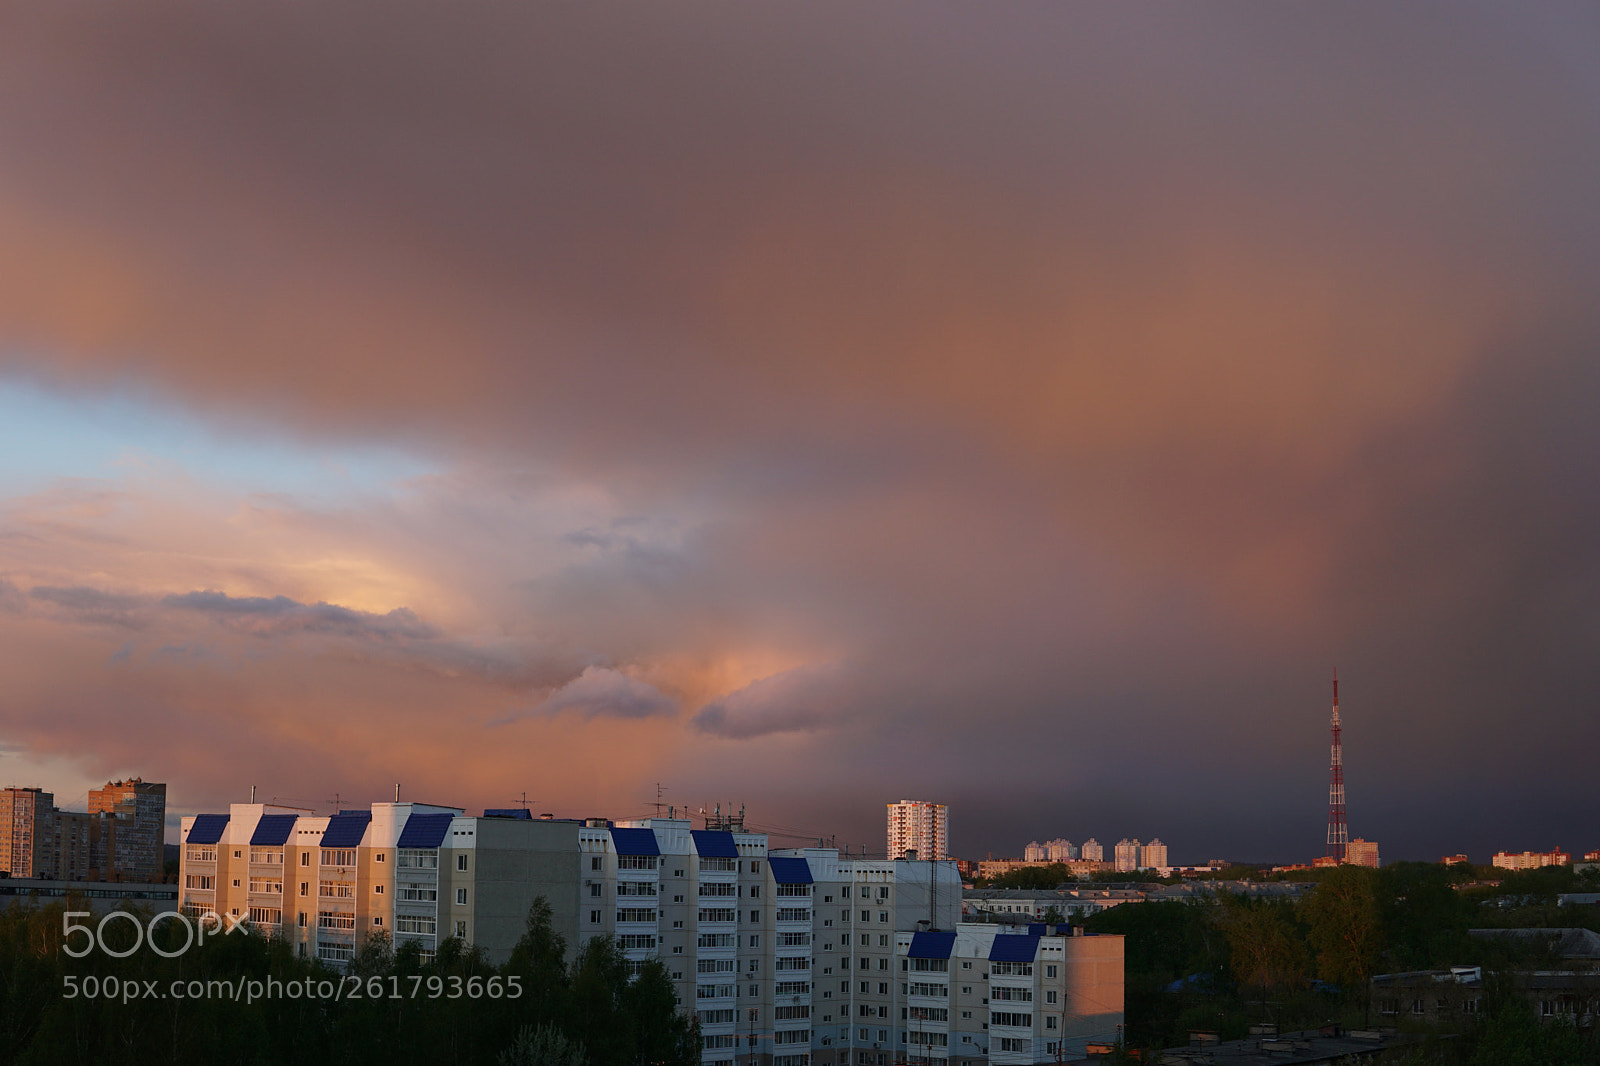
[908,930,957,959]
[484,808,532,819]
[768,856,813,884]
[691,830,739,858]
[250,814,298,846]
[321,811,372,848]
[186,814,230,845]
[989,934,1041,962]
[609,827,661,856]
[397,812,454,848]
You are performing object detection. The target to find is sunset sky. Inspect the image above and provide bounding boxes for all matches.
[1,4,1597,862]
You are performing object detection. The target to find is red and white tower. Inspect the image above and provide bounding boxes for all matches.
[1326,670,1347,861]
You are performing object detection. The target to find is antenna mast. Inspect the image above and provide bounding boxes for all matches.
[1326,670,1348,862]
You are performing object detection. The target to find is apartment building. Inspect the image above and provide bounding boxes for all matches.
[895,923,1124,1065]
[887,801,949,862]
[89,778,167,882]
[1493,848,1570,871]
[1,787,57,878]
[178,805,1118,1065]
[1112,840,1140,873]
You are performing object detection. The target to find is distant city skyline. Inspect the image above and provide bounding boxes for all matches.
[1,7,1598,865]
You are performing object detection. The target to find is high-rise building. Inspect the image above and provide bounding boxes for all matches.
[0,787,55,878]
[1024,840,1047,862]
[173,805,1115,1065]
[1139,839,1167,871]
[1345,839,1380,868]
[886,799,948,861]
[1112,839,1141,873]
[1046,838,1078,862]
[1080,838,1103,863]
[89,778,167,881]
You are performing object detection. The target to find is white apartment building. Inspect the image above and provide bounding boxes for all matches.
[176,805,1119,1066]
[1112,840,1141,873]
[896,924,1124,1064]
[1080,839,1103,863]
[1138,840,1166,871]
[887,801,948,862]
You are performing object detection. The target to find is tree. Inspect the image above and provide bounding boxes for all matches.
[500,1024,586,1066]
[1302,865,1381,988]
[1216,896,1306,1008]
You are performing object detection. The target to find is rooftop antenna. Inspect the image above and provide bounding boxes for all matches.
[516,791,533,810]
[250,785,256,803]
[653,782,668,817]
[1326,669,1348,862]
[394,783,400,802]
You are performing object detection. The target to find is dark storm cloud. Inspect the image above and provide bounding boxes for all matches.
[0,3,1596,858]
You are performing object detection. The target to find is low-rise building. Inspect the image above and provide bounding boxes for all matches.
[1345,839,1380,868]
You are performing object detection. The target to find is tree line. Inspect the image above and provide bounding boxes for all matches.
[0,896,699,1066]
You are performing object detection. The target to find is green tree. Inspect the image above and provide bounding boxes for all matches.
[1302,865,1381,988]
[1216,895,1307,1007]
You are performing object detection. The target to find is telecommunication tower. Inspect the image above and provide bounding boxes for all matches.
[1326,670,1347,861]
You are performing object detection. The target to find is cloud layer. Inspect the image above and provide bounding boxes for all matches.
[0,4,1596,858]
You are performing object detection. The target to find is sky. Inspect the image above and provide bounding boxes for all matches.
[0,3,1597,863]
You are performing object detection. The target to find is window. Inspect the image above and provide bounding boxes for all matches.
[616,908,657,923]
[234,850,242,859]
[908,981,947,997]
[700,857,738,872]
[776,908,811,922]
[750,861,761,874]
[775,981,811,995]
[590,883,603,897]
[297,912,307,927]
[588,910,601,923]
[699,958,737,974]
[248,877,283,894]
[301,853,310,867]
[991,1012,1032,1028]
[700,933,737,948]
[456,854,468,872]
[456,888,468,906]
[860,934,870,946]
[454,921,467,938]
[318,912,356,930]
[185,846,216,862]
[910,958,948,973]
[878,982,889,995]
[396,915,436,935]
[991,987,1032,1002]
[248,907,281,926]
[184,874,214,890]
[991,961,1032,977]
[249,849,282,865]
[620,935,658,950]
[1046,1016,1058,1029]
[879,911,888,923]
[997,1037,1030,1053]
[321,849,356,867]
[699,908,737,923]
[618,855,657,870]
[299,882,308,897]
[774,957,811,972]
[877,886,888,899]
[1045,964,1057,978]
[374,884,384,894]
[699,882,736,897]
[317,943,355,962]
[232,879,240,888]
[751,934,762,947]
[319,881,355,898]
[751,886,761,898]
[592,856,603,870]
[397,849,438,869]
[775,1005,810,1020]
[697,1009,736,1025]
[675,870,685,878]
[879,935,889,947]
[375,852,385,862]
[619,881,659,896]
[861,910,871,922]
[1045,989,1057,1003]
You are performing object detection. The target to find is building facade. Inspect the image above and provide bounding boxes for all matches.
[1345,839,1380,869]
[179,804,1119,1066]
[887,801,948,862]
[1138,840,1167,871]
[1112,840,1141,873]
[1493,849,1570,871]
[1,787,55,878]
[89,778,167,882]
